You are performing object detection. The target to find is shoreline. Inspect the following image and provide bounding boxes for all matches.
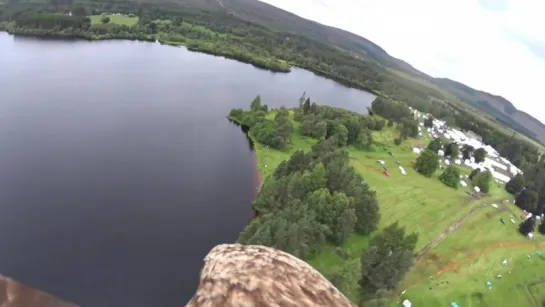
[228,116,263,218]
[0,30,382,97]
[0,30,291,73]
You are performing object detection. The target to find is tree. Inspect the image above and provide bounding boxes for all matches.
[519,218,536,236]
[414,149,439,177]
[374,119,386,131]
[474,148,487,163]
[303,98,311,114]
[516,189,538,213]
[427,139,442,153]
[469,168,481,180]
[444,142,459,158]
[359,223,418,295]
[472,170,492,193]
[439,166,460,188]
[462,144,474,160]
[309,189,356,244]
[539,220,545,235]
[424,117,433,128]
[330,124,348,147]
[355,128,372,150]
[250,95,267,112]
[506,174,525,195]
[172,16,184,26]
[399,119,418,138]
[101,16,110,24]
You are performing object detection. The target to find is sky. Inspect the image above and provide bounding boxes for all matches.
[261,0,545,122]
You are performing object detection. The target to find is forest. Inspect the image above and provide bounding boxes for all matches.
[230,97,419,304]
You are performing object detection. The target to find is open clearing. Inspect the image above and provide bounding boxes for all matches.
[89,15,139,26]
[246,111,545,305]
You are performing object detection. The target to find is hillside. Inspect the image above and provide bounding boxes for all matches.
[433,78,545,142]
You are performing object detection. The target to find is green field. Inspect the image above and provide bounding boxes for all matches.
[246,111,545,305]
[89,15,138,26]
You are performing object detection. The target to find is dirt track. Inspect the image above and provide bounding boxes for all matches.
[415,201,489,261]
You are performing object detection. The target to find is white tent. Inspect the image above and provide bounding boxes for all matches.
[402,300,412,307]
[528,233,534,240]
[460,180,468,187]
[438,150,445,156]
[445,160,450,165]
[474,186,481,193]
[412,148,422,154]
[454,159,462,165]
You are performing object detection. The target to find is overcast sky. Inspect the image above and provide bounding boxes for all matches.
[261,0,545,122]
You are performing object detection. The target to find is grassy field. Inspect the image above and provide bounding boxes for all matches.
[89,15,139,26]
[245,111,545,305]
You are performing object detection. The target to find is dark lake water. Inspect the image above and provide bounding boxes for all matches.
[0,32,375,306]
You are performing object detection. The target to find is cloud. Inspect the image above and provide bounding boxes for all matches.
[260,0,545,123]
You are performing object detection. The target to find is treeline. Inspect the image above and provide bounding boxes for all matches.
[229,96,293,150]
[0,0,457,105]
[239,136,380,257]
[506,156,545,216]
[231,96,419,301]
[371,97,419,143]
[293,95,376,149]
[15,13,90,29]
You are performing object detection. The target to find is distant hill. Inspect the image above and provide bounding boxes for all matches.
[213,0,545,143]
[432,78,545,142]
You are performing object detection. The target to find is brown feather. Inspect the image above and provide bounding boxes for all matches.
[187,244,355,307]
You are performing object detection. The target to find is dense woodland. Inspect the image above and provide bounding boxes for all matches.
[230,97,419,302]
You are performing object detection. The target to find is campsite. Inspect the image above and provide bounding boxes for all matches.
[239,108,545,306]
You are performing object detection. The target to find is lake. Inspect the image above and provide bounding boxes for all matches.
[0,32,375,306]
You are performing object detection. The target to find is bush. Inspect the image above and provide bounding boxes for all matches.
[101,16,110,24]
[439,166,460,188]
[506,174,525,195]
[424,117,433,128]
[474,148,487,163]
[516,189,538,213]
[414,149,439,177]
[519,218,535,236]
[539,220,545,235]
[374,119,386,131]
[394,137,403,146]
[469,168,481,180]
[472,170,491,193]
[228,108,244,119]
[427,139,442,153]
